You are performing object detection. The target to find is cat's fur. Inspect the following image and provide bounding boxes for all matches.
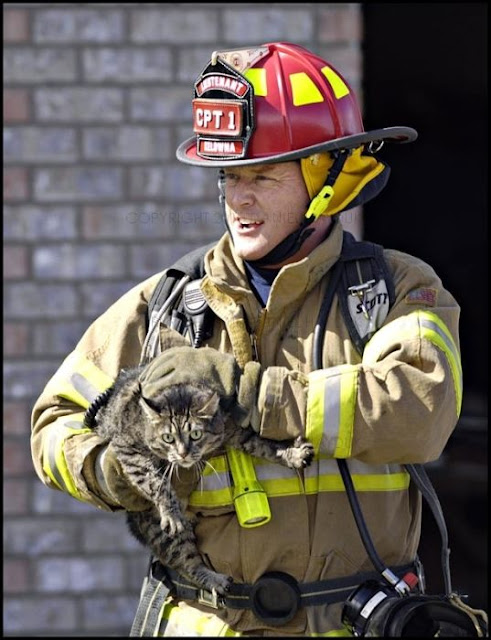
[93,366,314,595]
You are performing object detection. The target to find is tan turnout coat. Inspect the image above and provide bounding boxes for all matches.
[31,219,462,635]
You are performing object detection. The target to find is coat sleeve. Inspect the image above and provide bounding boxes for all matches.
[30,275,161,511]
[256,250,462,465]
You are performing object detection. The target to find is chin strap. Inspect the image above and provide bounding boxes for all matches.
[217,151,350,267]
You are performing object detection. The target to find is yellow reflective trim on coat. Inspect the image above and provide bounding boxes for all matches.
[305,457,409,493]
[333,366,358,458]
[290,72,324,106]
[307,365,358,459]
[42,412,93,500]
[51,352,115,408]
[321,66,350,99]
[306,369,327,455]
[363,310,462,415]
[258,475,305,496]
[420,311,462,414]
[188,454,234,507]
[158,598,242,636]
[188,486,234,508]
[306,471,410,493]
[244,68,267,96]
[188,454,409,508]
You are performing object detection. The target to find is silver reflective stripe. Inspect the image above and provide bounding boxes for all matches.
[198,470,231,492]
[45,417,88,493]
[305,458,404,479]
[45,428,69,492]
[320,374,342,454]
[94,445,117,503]
[69,372,101,405]
[254,462,299,481]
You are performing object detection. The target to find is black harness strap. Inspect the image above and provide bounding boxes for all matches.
[146,241,215,332]
[156,562,417,611]
[146,232,394,357]
[336,231,396,355]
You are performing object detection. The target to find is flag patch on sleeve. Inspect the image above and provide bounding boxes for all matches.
[405,287,437,306]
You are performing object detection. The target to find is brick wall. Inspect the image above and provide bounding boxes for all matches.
[3,4,363,636]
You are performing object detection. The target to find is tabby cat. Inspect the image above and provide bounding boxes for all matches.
[90,366,314,595]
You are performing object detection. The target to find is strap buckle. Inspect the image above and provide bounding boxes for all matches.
[305,185,335,219]
[198,587,221,609]
[348,279,376,320]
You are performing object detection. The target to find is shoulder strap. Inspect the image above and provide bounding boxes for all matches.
[144,233,396,362]
[336,231,395,356]
[141,241,216,364]
[146,241,216,328]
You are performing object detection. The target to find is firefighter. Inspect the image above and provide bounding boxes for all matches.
[31,43,463,636]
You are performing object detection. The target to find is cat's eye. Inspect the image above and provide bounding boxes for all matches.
[189,429,203,441]
[162,433,175,444]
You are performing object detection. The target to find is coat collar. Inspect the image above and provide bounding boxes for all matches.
[204,217,345,309]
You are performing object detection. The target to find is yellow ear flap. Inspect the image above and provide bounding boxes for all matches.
[301,147,388,217]
[300,152,333,199]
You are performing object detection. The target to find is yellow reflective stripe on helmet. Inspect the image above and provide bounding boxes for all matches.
[307,365,358,459]
[363,310,463,415]
[42,412,93,499]
[321,66,350,99]
[49,352,115,408]
[290,72,324,106]
[244,67,267,96]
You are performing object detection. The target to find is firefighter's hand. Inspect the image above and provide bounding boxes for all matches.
[93,444,152,511]
[139,346,262,430]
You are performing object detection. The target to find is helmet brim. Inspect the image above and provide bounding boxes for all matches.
[176,126,418,167]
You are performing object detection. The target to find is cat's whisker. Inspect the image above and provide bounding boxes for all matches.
[194,461,206,494]
[157,465,172,495]
[162,462,172,481]
[204,459,223,486]
[169,462,178,484]
[175,463,190,483]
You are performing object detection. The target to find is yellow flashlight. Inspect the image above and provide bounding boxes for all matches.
[226,447,271,528]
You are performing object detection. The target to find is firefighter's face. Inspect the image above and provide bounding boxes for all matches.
[223,161,313,263]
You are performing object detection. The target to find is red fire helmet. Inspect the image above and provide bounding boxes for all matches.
[176,42,417,167]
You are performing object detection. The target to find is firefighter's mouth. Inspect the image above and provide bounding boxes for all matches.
[236,217,264,230]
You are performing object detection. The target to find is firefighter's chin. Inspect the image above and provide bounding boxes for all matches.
[230,232,275,262]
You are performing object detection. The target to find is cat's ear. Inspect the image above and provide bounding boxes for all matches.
[139,395,161,420]
[196,391,220,419]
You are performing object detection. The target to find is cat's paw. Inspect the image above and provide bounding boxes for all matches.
[285,436,315,469]
[202,572,233,596]
[160,514,185,536]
